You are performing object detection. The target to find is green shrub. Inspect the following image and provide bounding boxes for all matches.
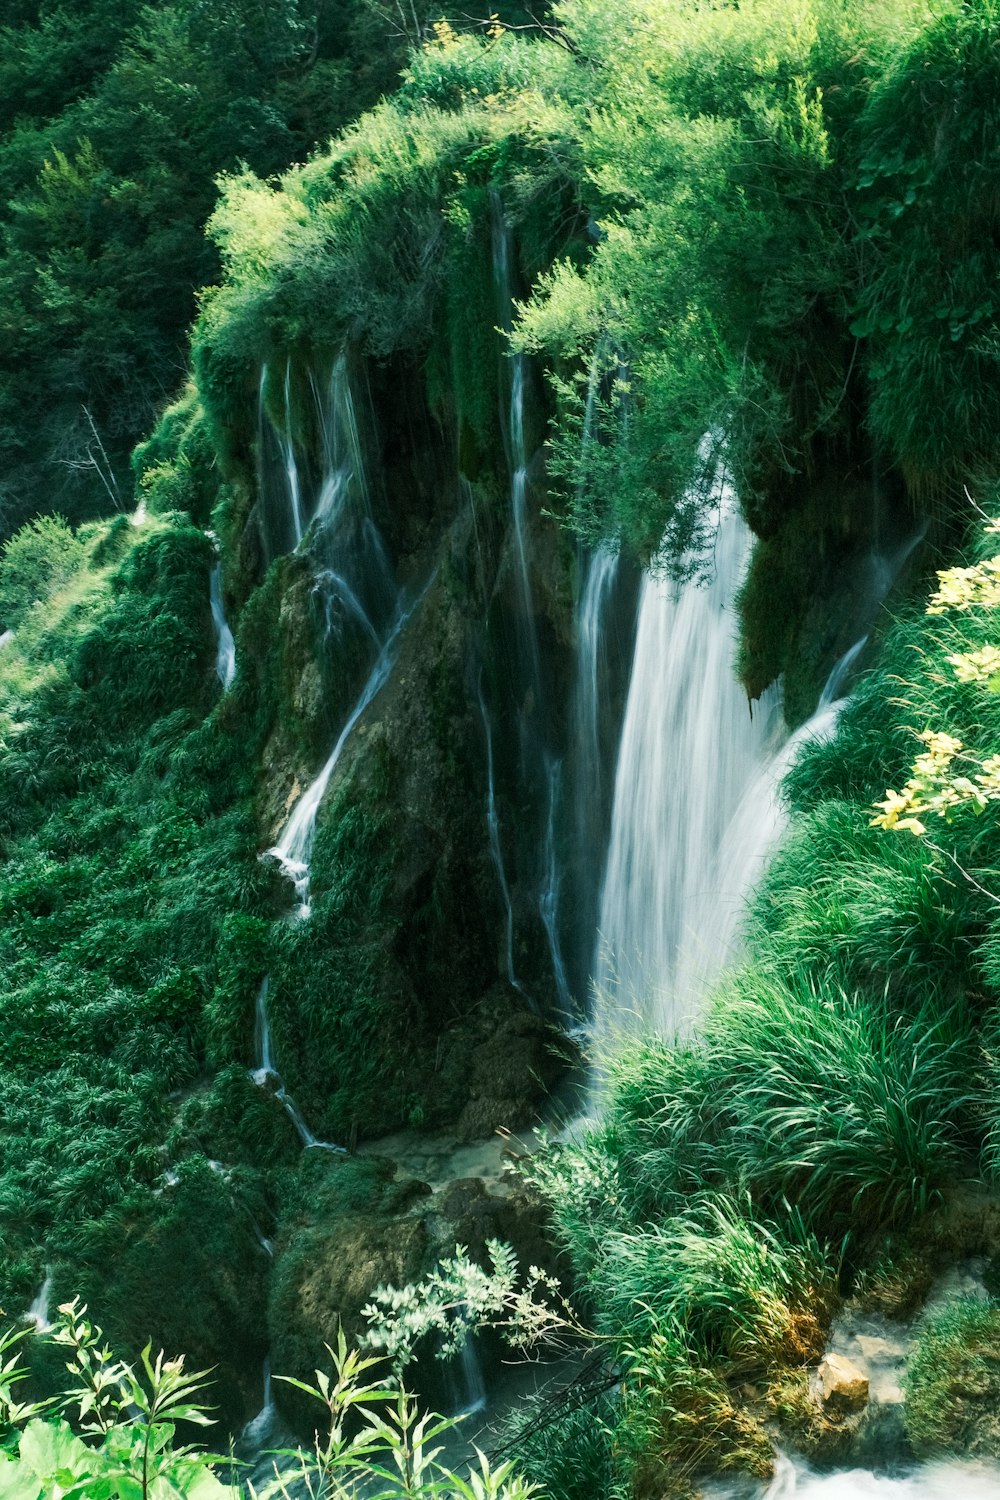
[0,516,87,628]
[905,1296,1000,1457]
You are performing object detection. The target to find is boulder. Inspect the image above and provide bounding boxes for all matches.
[815,1353,869,1417]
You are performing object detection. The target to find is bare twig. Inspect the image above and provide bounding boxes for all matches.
[925,839,1000,908]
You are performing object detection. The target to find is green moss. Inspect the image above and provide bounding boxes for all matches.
[445,207,501,468]
[74,1159,272,1431]
[905,1297,1000,1458]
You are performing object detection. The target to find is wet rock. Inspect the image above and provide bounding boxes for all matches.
[452,1002,575,1144]
[814,1353,869,1417]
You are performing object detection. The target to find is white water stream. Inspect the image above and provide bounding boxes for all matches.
[594,494,783,1039]
[478,681,519,990]
[671,634,866,1001]
[540,755,571,1011]
[574,544,619,839]
[708,1456,1000,1499]
[265,591,413,917]
[210,564,236,690]
[250,977,346,1154]
[26,1268,53,1332]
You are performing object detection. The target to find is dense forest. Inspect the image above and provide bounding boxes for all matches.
[3,1,1000,1497]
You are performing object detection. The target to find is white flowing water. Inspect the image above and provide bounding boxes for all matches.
[257,363,305,554]
[251,976,274,1083]
[209,564,236,690]
[313,354,370,528]
[478,683,518,990]
[250,976,346,1153]
[26,1268,53,1331]
[539,755,571,1011]
[574,545,619,843]
[448,1339,487,1418]
[490,200,541,695]
[708,1455,1000,1500]
[595,498,783,1039]
[266,593,412,917]
[509,361,537,665]
[672,635,867,999]
[280,362,305,549]
[239,1359,279,1450]
[313,567,380,647]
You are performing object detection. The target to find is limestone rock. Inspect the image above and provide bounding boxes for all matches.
[815,1352,869,1416]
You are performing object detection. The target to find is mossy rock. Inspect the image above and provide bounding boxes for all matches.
[269,1152,432,1431]
[68,1159,271,1432]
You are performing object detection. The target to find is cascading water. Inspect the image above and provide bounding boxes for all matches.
[280,362,305,549]
[266,592,412,916]
[239,1359,278,1450]
[312,354,370,528]
[672,635,867,999]
[478,682,518,990]
[592,485,920,1048]
[209,564,236,690]
[539,755,571,1011]
[26,1268,53,1332]
[594,494,783,1039]
[249,976,346,1154]
[251,975,274,1084]
[574,545,619,837]
[484,195,581,1006]
[707,1455,1000,1499]
[445,1337,487,1418]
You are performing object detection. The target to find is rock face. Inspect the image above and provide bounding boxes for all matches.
[814,1353,869,1417]
[269,1139,559,1433]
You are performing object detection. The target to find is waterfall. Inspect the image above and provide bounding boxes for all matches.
[251,976,274,1083]
[574,545,619,835]
[256,362,311,560]
[593,478,906,1046]
[209,564,236,690]
[594,497,784,1040]
[446,1337,487,1417]
[672,636,866,1000]
[707,1454,1000,1498]
[539,756,571,1011]
[490,195,542,699]
[249,976,346,1153]
[239,1358,279,1450]
[26,1268,53,1331]
[478,683,518,990]
[313,568,380,647]
[489,194,579,1006]
[266,591,414,917]
[313,354,370,527]
[280,363,305,549]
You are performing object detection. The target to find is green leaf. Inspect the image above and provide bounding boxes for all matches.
[17,1422,92,1484]
[0,1459,43,1500]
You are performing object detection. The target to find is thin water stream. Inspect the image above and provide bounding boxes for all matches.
[265,580,424,916]
[478,680,519,991]
[210,564,236,690]
[26,1268,53,1332]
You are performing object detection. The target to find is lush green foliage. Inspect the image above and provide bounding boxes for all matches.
[511,510,1000,1488]
[904,1295,1000,1456]
[0,1308,536,1500]
[7,0,1000,1490]
[0,0,547,535]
